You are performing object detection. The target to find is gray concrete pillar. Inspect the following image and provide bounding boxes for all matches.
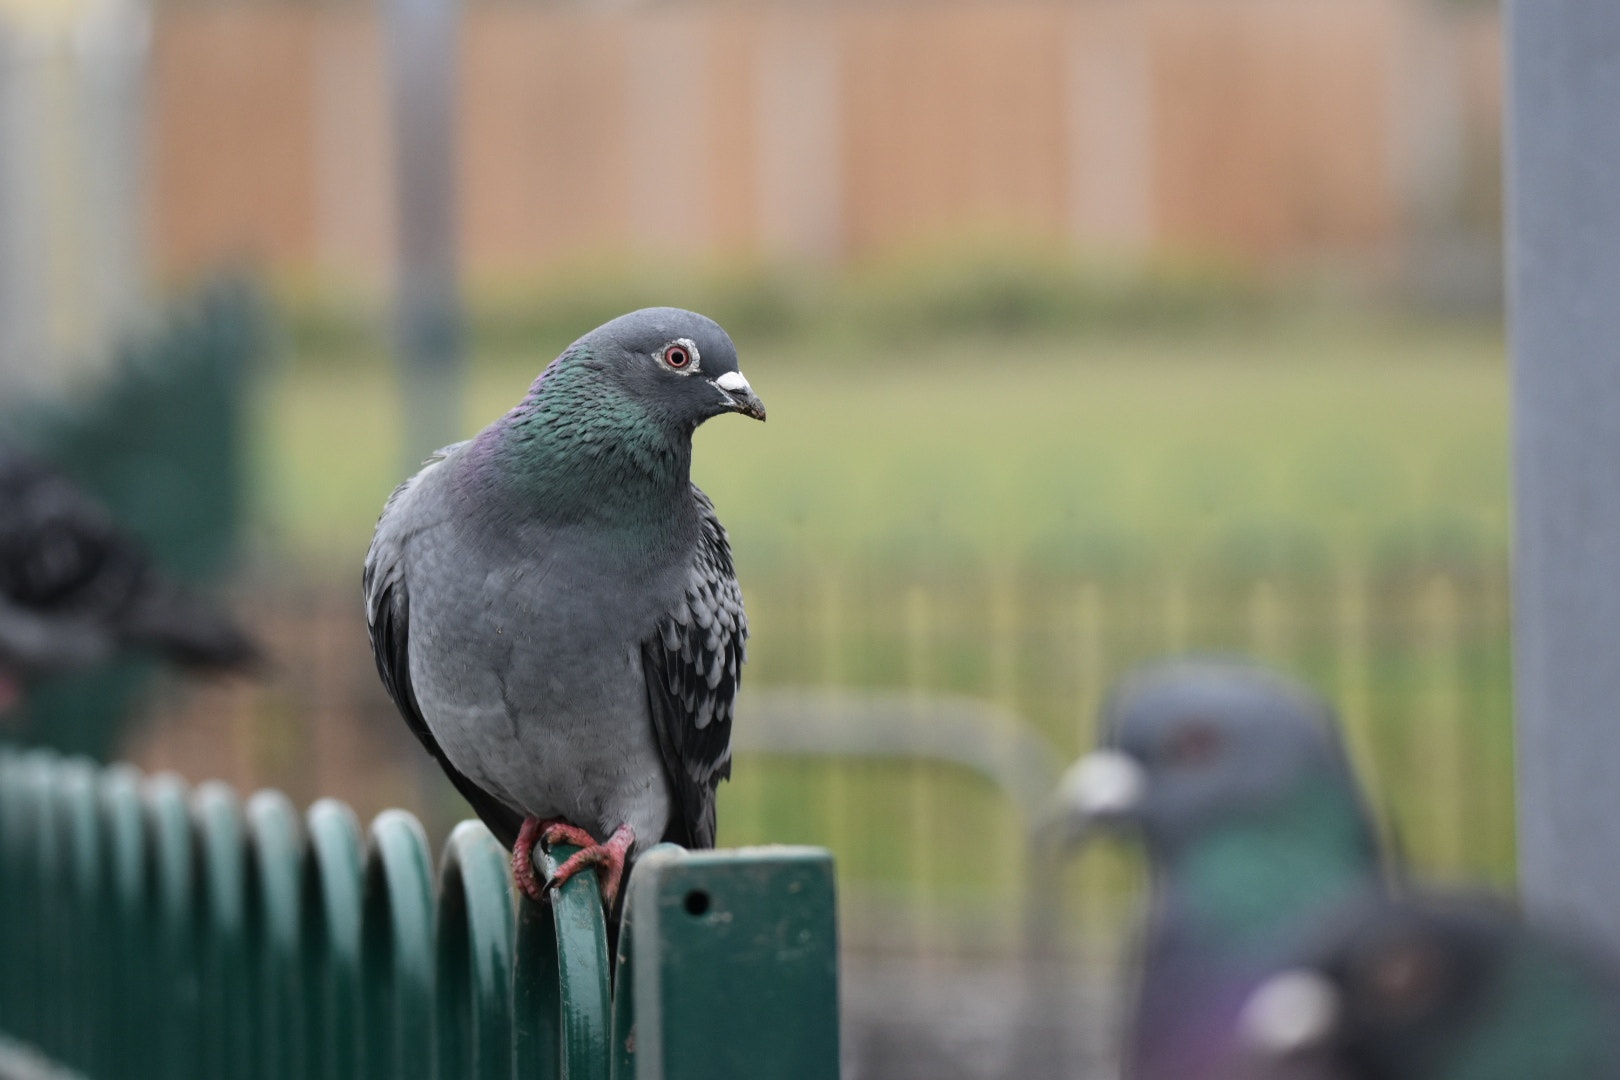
[1509,1,1620,947]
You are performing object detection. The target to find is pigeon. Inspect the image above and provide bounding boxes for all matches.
[364,308,765,910]
[0,443,259,711]
[1240,894,1620,1079]
[1049,656,1387,1080]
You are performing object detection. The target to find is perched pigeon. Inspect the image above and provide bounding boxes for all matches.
[1241,895,1620,1079]
[364,308,765,909]
[0,443,259,710]
[1050,657,1387,1080]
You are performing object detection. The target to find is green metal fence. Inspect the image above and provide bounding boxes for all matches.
[0,749,839,1080]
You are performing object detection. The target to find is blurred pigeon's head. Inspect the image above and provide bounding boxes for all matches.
[565,307,764,430]
[1052,657,1365,858]
[1241,897,1620,1079]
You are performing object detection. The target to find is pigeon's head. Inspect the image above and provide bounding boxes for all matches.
[571,307,765,431]
[1239,897,1620,1078]
[1050,657,1368,859]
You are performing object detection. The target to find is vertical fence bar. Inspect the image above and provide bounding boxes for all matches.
[903,585,933,944]
[610,910,636,1080]
[1418,574,1464,874]
[303,799,365,1080]
[98,765,148,1080]
[1333,555,1383,814]
[246,791,306,1080]
[512,844,610,1080]
[0,753,45,1048]
[195,781,249,1080]
[436,822,515,1080]
[0,753,14,1041]
[146,773,198,1080]
[361,810,436,1080]
[25,754,63,1062]
[56,760,105,1074]
[512,895,562,1080]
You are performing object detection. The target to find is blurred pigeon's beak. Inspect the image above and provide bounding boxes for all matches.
[714,371,767,421]
[1238,969,1340,1058]
[1040,749,1147,848]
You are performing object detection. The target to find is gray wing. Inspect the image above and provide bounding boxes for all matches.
[641,487,745,849]
[363,447,525,850]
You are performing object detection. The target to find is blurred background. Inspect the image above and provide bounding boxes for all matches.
[0,0,1505,1075]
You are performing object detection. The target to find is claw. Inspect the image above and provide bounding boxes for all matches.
[512,816,549,903]
[541,824,635,911]
[539,822,597,850]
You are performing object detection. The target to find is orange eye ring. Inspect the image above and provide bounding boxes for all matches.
[664,344,692,369]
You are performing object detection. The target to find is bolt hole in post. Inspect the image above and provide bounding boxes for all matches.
[684,890,711,917]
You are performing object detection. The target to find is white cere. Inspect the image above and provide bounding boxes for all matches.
[1238,969,1340,1055]
[1059,750,1147,817]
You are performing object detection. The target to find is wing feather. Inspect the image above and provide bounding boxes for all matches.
[364,449,525,850]
[642,487,745,849]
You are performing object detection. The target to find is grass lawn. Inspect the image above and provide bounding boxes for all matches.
[260,314,1506,569]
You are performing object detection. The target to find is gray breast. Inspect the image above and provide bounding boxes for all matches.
[398,471,686,845]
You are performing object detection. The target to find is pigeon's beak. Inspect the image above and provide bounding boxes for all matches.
[1238,969,1341,1058]
[714,371,767,421]
[1038,749,1147,848]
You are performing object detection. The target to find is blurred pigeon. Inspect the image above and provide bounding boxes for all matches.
[364,308,764,909]
[0,444,259,711]
[1241,895,1620,1079]
[1049,657,1387,1080]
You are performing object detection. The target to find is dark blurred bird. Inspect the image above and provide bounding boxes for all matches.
[0,444,259,710]
[364,308,764,910]
[1048,657,1388,1080]
[1240,895,1620,1080]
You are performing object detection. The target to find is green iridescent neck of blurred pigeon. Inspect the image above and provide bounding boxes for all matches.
[1424,945,1617,1080]
[467,347,692,529]
[1166,781,1379,949]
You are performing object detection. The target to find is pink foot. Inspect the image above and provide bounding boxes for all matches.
[512,816,596,902]
[544,824,635,911]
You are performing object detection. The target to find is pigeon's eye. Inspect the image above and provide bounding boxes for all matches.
[1351,938,1447,1022]
[663,344,692,369]
[1163,720,1223,768]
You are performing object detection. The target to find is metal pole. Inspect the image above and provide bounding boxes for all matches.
[385,0,464,469]
[1508,0,1620,948]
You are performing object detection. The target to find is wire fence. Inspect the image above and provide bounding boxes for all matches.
[125,525,1512,923]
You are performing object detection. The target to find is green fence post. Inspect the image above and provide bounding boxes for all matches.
[146,773,198,1080]
[437,821,515,1080]
[0,753,28,1045]
[0,752,13,1040]
[361,810,436,1080]
[99,765,149,1080]
[58,758,108,1074]
[246,791,306,1080]
[623,846,839,1080]
[609,906,636,1080]
[545,843,612,1080]
[512,892,560,1080]
[512,843,611,1080]
[303,799,365,1080]
[195,781,249,1080]
[24,753,64,1063]
[0,752,48,1049]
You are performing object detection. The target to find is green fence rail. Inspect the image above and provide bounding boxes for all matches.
[0,749,839,1080]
